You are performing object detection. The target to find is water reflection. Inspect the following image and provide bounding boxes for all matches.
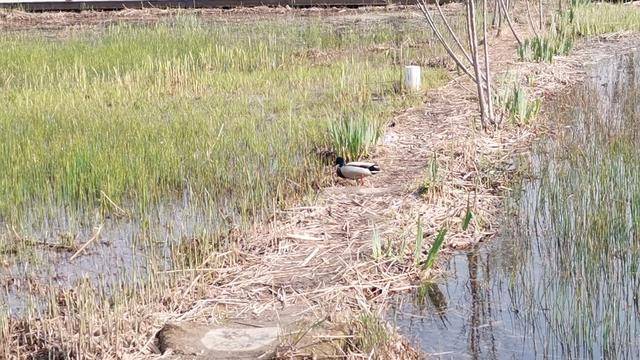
[390,50,640,358]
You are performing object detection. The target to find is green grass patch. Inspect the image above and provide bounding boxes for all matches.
[0,17,448,228]
[572,3,640,36]
[518,2,640,62]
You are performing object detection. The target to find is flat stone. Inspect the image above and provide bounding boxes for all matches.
[200,327,279,352]
[155,306,350,359]
[156,323,280,359]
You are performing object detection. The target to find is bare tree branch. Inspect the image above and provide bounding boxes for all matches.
[482,0,494,124]
[466,0,489,127]
[417,0,498,128]
[538,0,544,32]
[416,0,478,83]
[526,0,540,37]
[434,0,474,66]
[497,0,524,46]
[492,0,501,28]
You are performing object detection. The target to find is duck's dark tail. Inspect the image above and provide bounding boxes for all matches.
[369,165,381,173]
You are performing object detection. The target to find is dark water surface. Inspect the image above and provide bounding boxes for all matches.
[390,49,640,359]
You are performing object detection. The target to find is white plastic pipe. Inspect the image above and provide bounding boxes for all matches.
[404,65,421,92]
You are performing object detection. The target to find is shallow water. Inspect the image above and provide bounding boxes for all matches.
[390,49,640,358]
[0,199,229,315]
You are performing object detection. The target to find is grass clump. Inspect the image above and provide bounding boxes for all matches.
[517,32,573,62]
[328,112,385,161]
[349,314,389,353]
[417,153,442,198]
[518,2,640,62]
[495,83,541,124]
[518,11,574,62]
[346,313,422,358]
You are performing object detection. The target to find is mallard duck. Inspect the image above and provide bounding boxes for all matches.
[335,157,381,185]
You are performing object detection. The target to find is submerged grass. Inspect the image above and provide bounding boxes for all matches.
[507,50,640,357]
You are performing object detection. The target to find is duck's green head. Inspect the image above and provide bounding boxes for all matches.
[335,157,345,166]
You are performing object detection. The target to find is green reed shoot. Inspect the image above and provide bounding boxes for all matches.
[414,217,424,266]
[422,228,447,270]
[496,84,541,124]
[462,208,473,231]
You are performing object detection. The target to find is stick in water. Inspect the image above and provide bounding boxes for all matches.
[70,224,104,261]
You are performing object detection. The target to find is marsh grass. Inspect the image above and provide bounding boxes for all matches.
[0,17,447,226]
[495,83,541,124]
[507,51,640,357]
[0,17,449,269]
[392,50,640,358]
[518,2,640,62]
[518,10,574,62]
[571,3,640,36]
[517,32,573,62]
[0,13,459,357]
